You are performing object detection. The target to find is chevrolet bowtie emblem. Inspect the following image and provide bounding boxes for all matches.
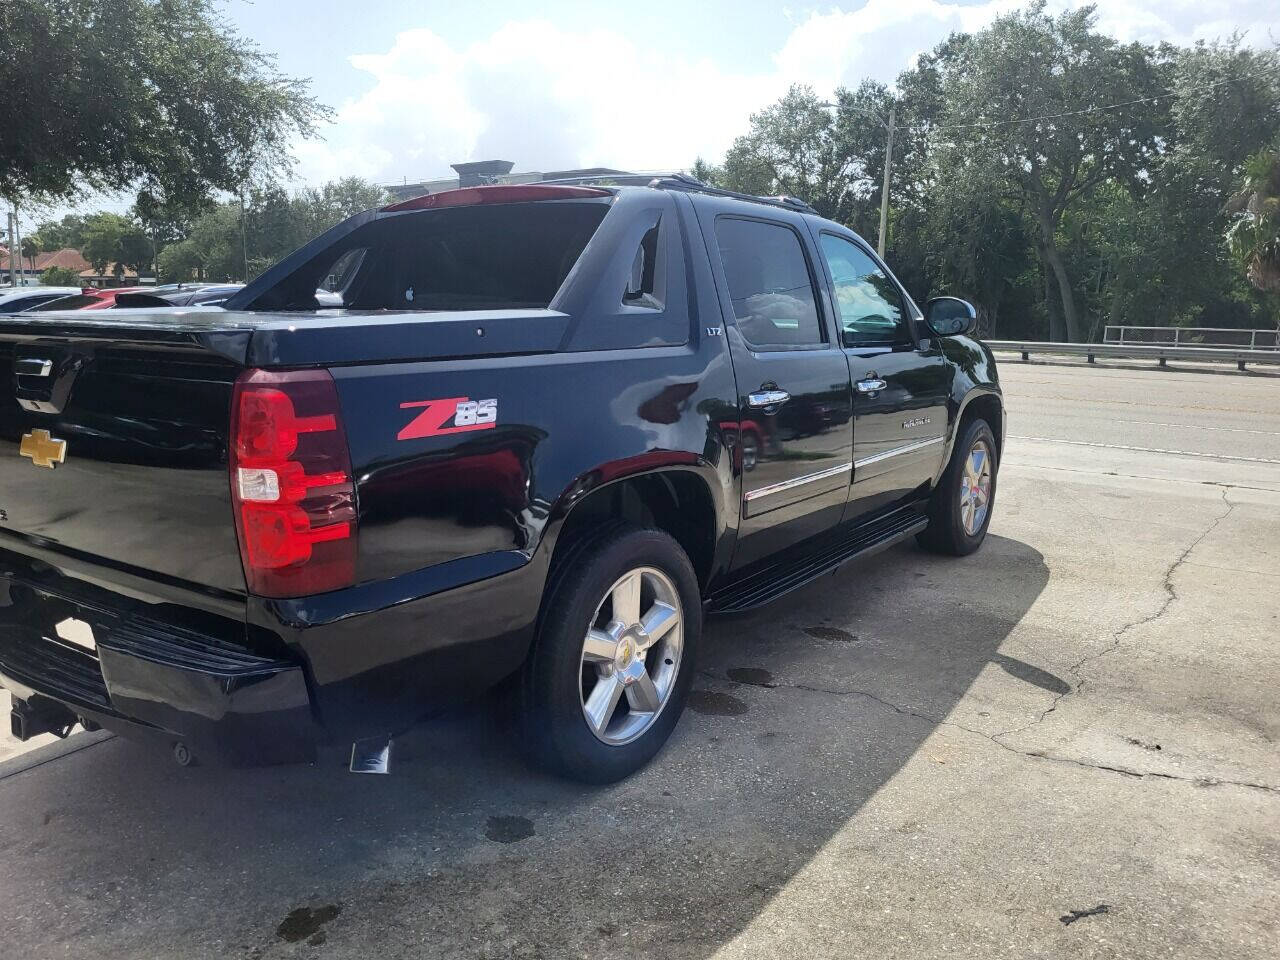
[19,429,67,469]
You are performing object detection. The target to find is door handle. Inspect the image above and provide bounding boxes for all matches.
[856,378,887,393]
[748,389,790,409]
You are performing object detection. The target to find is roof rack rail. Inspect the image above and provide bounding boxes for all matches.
[647,174,817,214]
[536,171,818,214]
[535,173,683,187]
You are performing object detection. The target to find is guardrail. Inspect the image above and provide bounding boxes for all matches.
[986,340,1280,371]
[1103,325,1279,350]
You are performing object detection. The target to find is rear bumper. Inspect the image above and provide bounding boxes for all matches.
[0,539,540,766]
[0,585,317,765]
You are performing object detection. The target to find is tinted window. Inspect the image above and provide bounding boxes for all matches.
[623,221,661,309]
[28,294,98,311]
[818,234,909,346]
[715,217,823,347]
[1,294,60,312]
[257,202,610,312]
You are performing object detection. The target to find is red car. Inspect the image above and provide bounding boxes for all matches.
[24,287,149,311]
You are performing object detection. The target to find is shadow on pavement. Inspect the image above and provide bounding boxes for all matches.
[0,535,1049,959]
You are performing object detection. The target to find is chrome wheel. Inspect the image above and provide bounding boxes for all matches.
[960,439,992,536]
[579,566,684,745]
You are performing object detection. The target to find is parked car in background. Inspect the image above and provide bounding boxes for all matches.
[0,286,82,312]
[113,283,246,308]
[24,287,151,312]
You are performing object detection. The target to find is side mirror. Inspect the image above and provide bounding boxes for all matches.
[924,297,977,337]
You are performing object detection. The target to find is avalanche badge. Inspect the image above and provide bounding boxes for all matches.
[19,429,67,469]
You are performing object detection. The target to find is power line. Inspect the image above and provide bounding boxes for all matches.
[906,65,1280,134]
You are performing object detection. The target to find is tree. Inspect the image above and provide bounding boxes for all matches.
[933,3,1166,340]
[697,5,1280,339]
[1227,145,1280,293]
[155,178,384,282]
[81,212,152,278]
[156,205,243,282]
[30,214,88,252]
[0,0,328,207]
[717,83,895,229]
[21,235,39,272]
[41,266,80,286]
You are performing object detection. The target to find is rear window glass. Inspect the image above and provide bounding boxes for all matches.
[1,294,62,312]
[27,294,99,311]
[260,202,610,311]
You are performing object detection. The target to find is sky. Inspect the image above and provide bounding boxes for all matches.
[17,0,1280,229]
[217,0,1278,190]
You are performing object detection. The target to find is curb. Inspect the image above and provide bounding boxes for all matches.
[0,730,115,782]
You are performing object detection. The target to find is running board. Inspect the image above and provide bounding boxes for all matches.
[707,510,928,614]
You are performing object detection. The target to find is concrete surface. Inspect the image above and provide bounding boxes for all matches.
[1,360,1277,959]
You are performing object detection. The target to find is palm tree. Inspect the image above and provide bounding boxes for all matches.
[1227,145,1280,293]
[21,236,39,273]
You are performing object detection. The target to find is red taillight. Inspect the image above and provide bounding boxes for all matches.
[229,369,357,597]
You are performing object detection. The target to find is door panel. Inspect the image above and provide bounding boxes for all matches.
[704,214,854,569]
[737,345,853,516]
[810,231,948,522]
[845,346,949,519]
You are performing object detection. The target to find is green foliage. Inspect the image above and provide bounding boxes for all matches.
[40,266,80,286]
[30,214,88,252]
[81,212,151,276]
[1227,145,1280,293]
[157,204,244,282]
[0,0,328,206]
[155,178,385,282]
[705,2,1280,340]
[718,82,894,231]
[20,235,39,269]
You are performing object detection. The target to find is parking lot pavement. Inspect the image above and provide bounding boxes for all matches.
[1,362,1277,959]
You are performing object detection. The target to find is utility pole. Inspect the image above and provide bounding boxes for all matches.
[239,193,249,282]
[819,100,895,256]
[877,106,895,257]
[12,211,22,286]
[7,211,16,287]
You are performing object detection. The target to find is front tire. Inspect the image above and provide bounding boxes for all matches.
[519,525,701,783]
[917,418,998,556]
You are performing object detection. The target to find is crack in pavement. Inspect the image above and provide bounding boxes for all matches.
[701,489,1275,796]
[1021,460,1280,496]
[993,487,1237,743]
[710,673,1280,796]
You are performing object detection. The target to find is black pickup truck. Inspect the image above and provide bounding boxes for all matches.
[0,179,1002,782]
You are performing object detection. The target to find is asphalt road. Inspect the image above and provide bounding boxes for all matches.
[1,356,1277,959]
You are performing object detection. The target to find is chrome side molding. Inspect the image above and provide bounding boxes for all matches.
[854,436,944,470]
[744,461,852,502]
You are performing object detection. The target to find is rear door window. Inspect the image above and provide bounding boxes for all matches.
[714,217,824,348]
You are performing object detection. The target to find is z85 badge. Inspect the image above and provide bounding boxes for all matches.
[398,397,497,440]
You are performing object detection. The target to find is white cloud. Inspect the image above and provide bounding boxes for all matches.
[294,2,1280,189]
[297,20,781,188]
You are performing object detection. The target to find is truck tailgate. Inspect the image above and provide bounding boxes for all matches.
[0,316,248,594]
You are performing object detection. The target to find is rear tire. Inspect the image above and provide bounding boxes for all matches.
[519,525,701,783]
[917,417,997,556]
